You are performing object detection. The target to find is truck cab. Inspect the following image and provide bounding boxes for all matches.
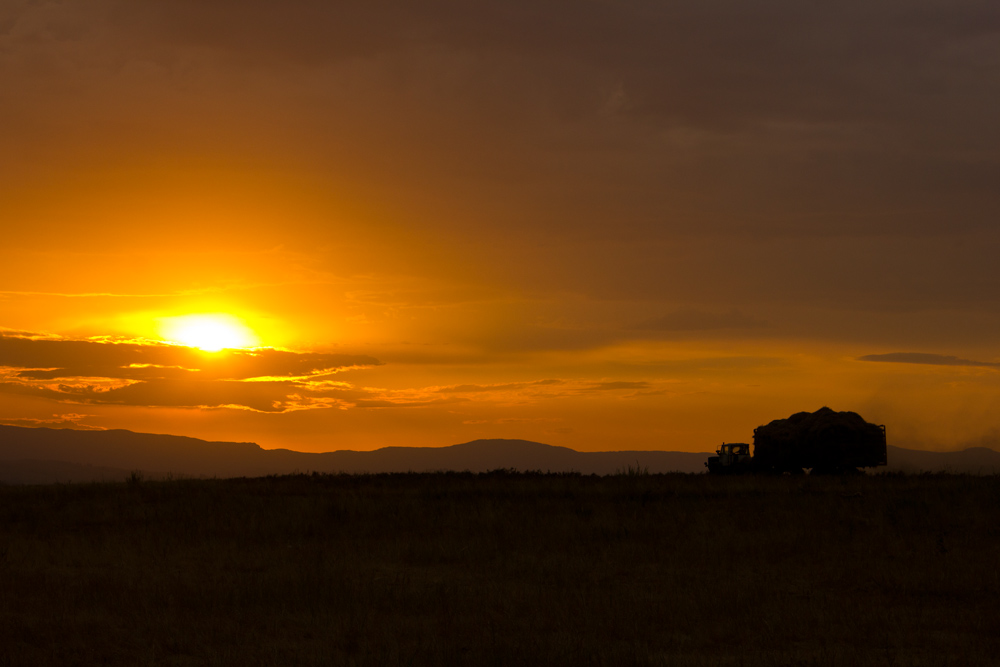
[705,442,752,474]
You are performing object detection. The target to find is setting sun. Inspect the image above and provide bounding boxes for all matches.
[160,314,260,352]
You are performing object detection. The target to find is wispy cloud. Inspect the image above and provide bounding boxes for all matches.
[584,381,651,391]
[0,290,214,298]
[425,378,665,402]
[859,352,1000,369]
[436,379,565,394]
[0,413,105,430]
[0,279,339,300]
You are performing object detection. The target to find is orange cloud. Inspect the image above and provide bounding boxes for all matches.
[0,332,382,413]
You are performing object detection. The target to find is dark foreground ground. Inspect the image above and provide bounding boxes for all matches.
[0,472,997,666]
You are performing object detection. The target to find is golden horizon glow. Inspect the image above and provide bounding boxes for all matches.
[2,1,997,455]
[159,314,260,352]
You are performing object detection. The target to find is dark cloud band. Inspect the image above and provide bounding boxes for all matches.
[0,333,383,412]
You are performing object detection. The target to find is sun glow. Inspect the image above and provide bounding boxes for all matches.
[160,314,260,352]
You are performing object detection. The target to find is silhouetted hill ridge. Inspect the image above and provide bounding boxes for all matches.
[886,444,1000,474]
[1,425,998,484]
[0,427,708,480]
[0,425,266,477]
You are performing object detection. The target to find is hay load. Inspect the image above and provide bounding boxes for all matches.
[752,407,887,474]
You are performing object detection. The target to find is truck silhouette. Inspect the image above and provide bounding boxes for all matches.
[706,407,887,474]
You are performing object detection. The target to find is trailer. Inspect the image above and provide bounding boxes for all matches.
[706,407,887,474]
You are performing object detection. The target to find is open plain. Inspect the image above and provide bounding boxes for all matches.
[1,472,997,666]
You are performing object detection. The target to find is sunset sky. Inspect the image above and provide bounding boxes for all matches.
[2,1,999,453]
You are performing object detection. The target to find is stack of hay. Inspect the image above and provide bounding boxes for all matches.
[753,407,886,473]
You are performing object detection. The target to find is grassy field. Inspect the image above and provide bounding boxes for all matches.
[0,471,997,666]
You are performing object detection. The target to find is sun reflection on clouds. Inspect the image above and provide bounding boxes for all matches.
[158,314,260,352]
[0,331,384,413]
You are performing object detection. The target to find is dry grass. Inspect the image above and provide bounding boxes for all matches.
[0,471,998,666]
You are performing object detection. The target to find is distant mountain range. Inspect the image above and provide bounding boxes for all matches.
[0,425,997,484]
[884,445,1000,475]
